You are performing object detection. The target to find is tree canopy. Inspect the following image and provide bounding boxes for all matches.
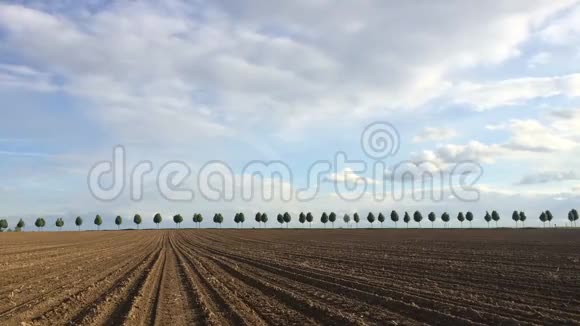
[367,212,375,227]
[75,216,83,231]
[133,214,142,229]
[94,215,103,230]
[115,215,123,229]
[153,213,163,229]
[403,212,411,227]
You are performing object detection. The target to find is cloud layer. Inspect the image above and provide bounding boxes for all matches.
[1,1,580,228]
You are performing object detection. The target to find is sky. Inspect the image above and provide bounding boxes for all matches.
[1,0,580,230]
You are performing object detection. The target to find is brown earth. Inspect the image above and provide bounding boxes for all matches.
[0,229,579,325]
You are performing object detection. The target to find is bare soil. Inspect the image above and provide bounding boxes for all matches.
[1,229,579,325]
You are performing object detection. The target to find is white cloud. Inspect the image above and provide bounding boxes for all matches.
[527,51,552,68]
[517,171,579,185]
[502,119,577,152]
[453,73,580,111]
[413,127,457,143]
[0,63,57,92]
[540,5,580,44]
[413,141,507,166]
[0,150,51,157]
[414,114,580,168]
[324,168,377,185]
[0,0,576,140]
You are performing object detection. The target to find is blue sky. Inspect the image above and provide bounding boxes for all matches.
[1,0,580,230]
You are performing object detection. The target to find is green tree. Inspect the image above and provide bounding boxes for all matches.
[277,214,284,228]
[198,214,204,228]
[213,213,223,228]
[377,213,385,227]
[457,212,465,228]
[511,210,520,228]
[133,214,142,229]
[539,212,547,227]
[367,212,375,228]
[403,212,410,228]
[0,219,8,232]
[17,218,25,231]
[441,212,450,228]
[55,218,64,231]
[255,212,262,228]
[353,213,360,228]
[328,212,336,228]
[115,215,123,230]
[299,212,306,227]
[321,212,328,228]
[153,213,162,229]
[94,215,103,231]
[413,211,423,228]
[283,212,291,228]
[193,213,202,229]
[213,213,224,228]
[466,211,474,228]
[234,213,240,227]
[306,212,313,228]
[260,213,268,227]
[239,213,245,228]
[75,216,83,231]
[428,212,436,228]
[484,212,491,228]
[390,210,399,228]
[491,210,500,227]
[343,214,351,227]
[35,217,43,231]
[572,209,579,227]
[518,211,526,227]
[194,213,203,229]
[545,210,553,227]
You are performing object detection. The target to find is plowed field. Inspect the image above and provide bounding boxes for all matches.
[1,229,579,325]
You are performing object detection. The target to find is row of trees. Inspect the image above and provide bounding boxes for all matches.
[300,211,479,229]
[2,209,579,231]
